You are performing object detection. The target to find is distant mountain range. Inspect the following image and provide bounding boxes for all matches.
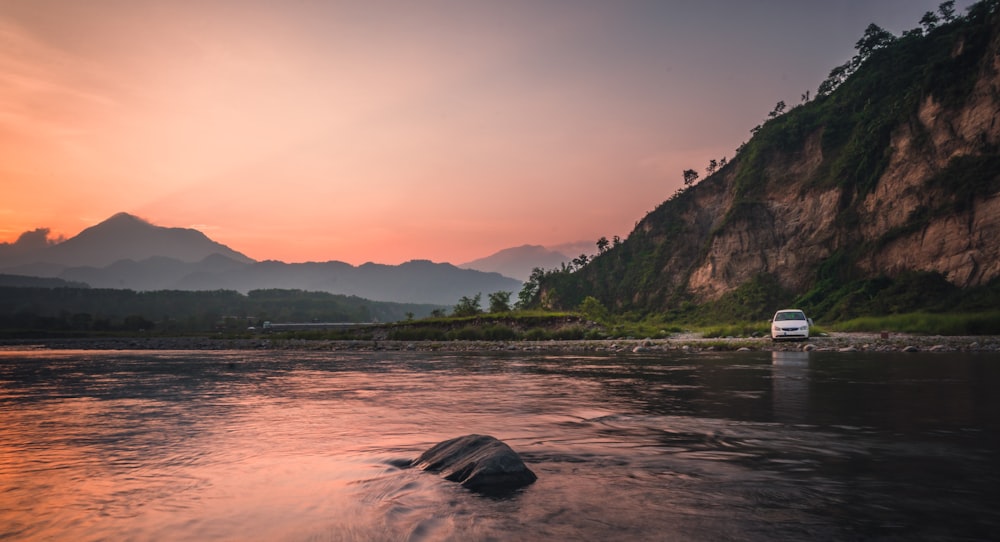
[459,244,592,281]
[0,213,550,305]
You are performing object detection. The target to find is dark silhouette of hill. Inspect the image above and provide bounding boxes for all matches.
[0,213,523,305]
[0,274,88,288]
[58,213,256,266]
[0,213,254,268]
[171,258,522,305]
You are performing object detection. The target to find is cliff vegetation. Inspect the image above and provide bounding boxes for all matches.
[530,0,1000,325]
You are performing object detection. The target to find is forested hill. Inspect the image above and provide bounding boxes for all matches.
[533,1,1000,321]
[0,287,440,334]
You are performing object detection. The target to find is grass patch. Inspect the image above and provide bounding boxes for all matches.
[268,329,374,340]
[831,311,1000,335]
[601,313,684,339]
[382,312,595,342]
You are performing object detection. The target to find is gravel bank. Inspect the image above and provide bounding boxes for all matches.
[3,332,998,353]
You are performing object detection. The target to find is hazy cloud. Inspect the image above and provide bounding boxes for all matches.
[0,227,63,259]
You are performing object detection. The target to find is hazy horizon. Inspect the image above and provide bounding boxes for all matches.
[0,0,972,265]
[0,211,602,266]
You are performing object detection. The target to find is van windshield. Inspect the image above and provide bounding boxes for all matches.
[775,311,806,321]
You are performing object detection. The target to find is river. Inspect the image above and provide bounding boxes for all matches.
[1,349,998,541]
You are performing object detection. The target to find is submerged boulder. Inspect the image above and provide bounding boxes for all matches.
[413,434,537,491]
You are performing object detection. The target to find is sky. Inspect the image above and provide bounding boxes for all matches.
[0,0,974,265]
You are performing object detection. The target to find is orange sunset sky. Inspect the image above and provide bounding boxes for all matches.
[0,0,969,265]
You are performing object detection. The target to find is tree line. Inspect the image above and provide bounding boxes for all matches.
[0,287,438,334]
[674,1,989,197]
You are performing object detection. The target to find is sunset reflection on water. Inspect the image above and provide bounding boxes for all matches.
[2,349,998,541]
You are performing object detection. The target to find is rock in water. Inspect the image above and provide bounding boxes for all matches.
[413,434,537,491]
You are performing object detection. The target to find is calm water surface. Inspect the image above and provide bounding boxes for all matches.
[1,349,998,541]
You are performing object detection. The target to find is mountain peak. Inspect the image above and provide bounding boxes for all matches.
[86,213,157,235]
[104,212,151,226]
[9,212,255,268]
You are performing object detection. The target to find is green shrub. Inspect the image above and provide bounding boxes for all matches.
[480,324,519,340]
[448,326,484,340]
[524,328,550,341]
[549,325,587,340]
[388,327,447,341]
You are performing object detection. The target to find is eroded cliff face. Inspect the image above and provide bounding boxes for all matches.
[687,132,844,300]
[657,19,1000,302]
[856,47,1000,288]
[564,13,1000,313]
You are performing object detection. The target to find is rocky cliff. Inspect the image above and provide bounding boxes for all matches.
[546,3,1000,315]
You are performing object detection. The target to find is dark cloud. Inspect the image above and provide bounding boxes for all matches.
[0,228,63,260]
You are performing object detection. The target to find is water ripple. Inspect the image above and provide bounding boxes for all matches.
[1,349,998,541]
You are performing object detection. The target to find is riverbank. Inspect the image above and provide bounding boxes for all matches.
[2,332,998,353]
